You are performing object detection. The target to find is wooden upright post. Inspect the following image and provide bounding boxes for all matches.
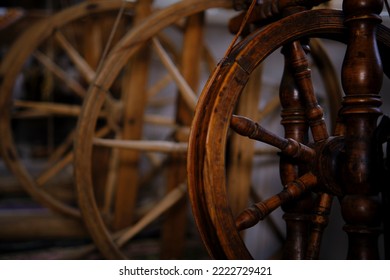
[340,0,384,259]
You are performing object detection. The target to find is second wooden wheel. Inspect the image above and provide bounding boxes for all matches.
[74,0,233,260]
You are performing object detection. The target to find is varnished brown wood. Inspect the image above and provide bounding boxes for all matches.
[278,41,314,260]
[7,0,387,261]
[236,172,318,230]
[187,4,390,259]
[230,115,316,162]
[339,0,384,259]
[306,192,332,259]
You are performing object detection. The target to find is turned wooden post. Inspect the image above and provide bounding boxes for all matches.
[279,42,313,259]
[340,0,384,259]
[274,1,331,259]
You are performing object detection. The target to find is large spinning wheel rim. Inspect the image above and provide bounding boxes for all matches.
[74,0,233,260]
[0,0,137,218]
[187,9,390,259]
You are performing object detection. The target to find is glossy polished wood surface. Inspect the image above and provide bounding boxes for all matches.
[187,0,390,259]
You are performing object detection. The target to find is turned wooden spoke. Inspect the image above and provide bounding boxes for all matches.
[230,114,315,162]
[235,172,318,231]
[152,37,197,111]
[33,50,87,98]
[250,188,285,243]
[306,192,333,259]
[54,30,96,82]
[93,137,188,154]
[284,41,329,142]
[279,39,313,259]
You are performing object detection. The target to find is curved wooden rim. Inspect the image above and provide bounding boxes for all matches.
[188,9,345,259]
[188,9,390,259]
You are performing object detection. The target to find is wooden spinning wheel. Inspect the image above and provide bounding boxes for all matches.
[187,1,390,260]
[73,0,344,259]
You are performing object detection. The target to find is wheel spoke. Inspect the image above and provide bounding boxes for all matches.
[230,114,315,162]
[235,172,318,231]
[284,41,329,142]
[36,152,73,187]
[306,192,333,259]
[36,125,111,187]
[114,183,187,247]
[152,37,197,111]
[47,130,74,165]
[92,137,188,154]
[54,30,96,82]
[14,100,84,117]
[144,114,176,127]
[33,50,87,98]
